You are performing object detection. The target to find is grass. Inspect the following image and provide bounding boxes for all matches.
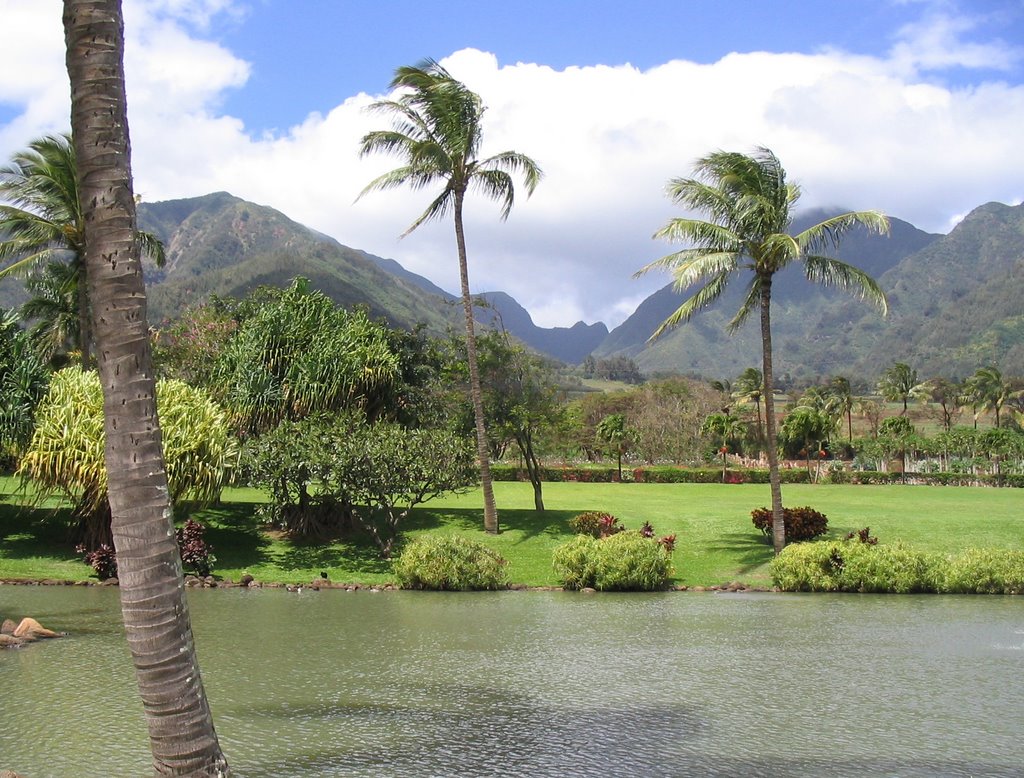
[2,476,1022,589]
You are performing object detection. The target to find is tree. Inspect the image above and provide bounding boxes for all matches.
[700,411,747,482]
[827,376,856,442]
[732,367,765,455]
[919,377,964,431]
[0,309,49,458]
[596,413,634,481]
[965,366,1021,429]
[877,362,924,416]
[636,147,888,553]
[780,405,836,481]
[0,132,164,368]
[63,1,229,773]
[359,59,542,534]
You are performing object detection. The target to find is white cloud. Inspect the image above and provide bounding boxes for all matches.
[3,2,1024,330]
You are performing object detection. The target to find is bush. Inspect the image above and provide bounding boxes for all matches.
[551,534,600,590]
[176,519,215,577]
[751,506,828,542]
[568,511,623,538]
[393,535,508,591]
[552,531,672,591]
[76,543,117,580]
[935,549,1024,594]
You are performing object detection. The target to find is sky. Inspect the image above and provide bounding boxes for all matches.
[2,0,1023,328]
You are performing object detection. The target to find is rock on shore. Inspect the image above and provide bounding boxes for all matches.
[0,617,64,648]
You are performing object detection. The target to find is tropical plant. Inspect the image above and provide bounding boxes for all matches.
[732,367,765,454]
[0,132,164,368]
[0,309,49,459]
[635,147,888,552]
[359,59,542,534]
[393,534,508,590]
[63,1,228,771]
[19,367,236,548]
[596,412,634,481]
[700,411,747,482]
[827,376,856,442]
[780,406,836,480]
[877,362,924,415]
[965,366,1021,428]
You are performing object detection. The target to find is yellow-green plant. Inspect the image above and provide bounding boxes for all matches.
[19,367,236,546]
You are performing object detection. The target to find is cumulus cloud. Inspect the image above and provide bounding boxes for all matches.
[2,1,1023,328]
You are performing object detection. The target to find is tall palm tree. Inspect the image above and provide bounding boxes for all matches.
[0,132,164,368]
[732,367,765,456]
[828,376,856,442]
[636,147,888,553]
[966,366,1021,428]
[877,362,924,416]
[63,1,229,774]
[359,59,542,534]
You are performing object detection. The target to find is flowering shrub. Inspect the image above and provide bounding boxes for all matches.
[176,518,216,577]
[569,511,623,538]
[76,543,117,580]
[751,506,828,542]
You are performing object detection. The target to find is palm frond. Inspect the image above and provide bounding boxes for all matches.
[648,270,733,341]
[795,210,890,254]
[802,255,889,314]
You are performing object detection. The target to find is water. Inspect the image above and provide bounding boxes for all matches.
[1,587,1022,777]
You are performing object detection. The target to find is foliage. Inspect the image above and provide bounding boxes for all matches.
[176,519,216,577]
[877,362,925,414]
[19,367,236,545]
[568,511,624,538]
[0,309,49,458]
[242,413,476,555]
[771,540,1024,594]
[209,279,401,434]
[845,527,879,545]
[553,530,673,591]
[635,145,888,554]
[76,542,117,580]
[489,463,813,484]
[751,505,828,542]
[154,302,237,386]
[392,534,508,590]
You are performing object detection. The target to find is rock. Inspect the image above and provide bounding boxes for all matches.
[580,587,597,594]
[1,769,28,777]
[14,617,59,639]
[100,577,119,586]
[0,634,25,648]
[240,574,254,587]
[1,619,16,635]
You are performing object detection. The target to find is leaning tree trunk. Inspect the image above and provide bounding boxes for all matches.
[453,190,499,533]
[63,2,230,775]
[759,276,785,554]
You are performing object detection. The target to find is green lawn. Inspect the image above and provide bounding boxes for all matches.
[1,477,1021,588]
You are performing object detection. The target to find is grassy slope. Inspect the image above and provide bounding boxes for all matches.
[2,477,1021,589]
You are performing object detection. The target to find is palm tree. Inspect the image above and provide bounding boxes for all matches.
[828,376,856,442]
[0,132,164,368]
[636,147,888,553]
[359,59,542,534]
[965,366,1021,428]
[700,411,747,482]
[596,412,634,482]
[731,367,765,456]
[63,1,228,774]
[877,362,923,416]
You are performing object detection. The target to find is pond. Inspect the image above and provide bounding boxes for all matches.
[1,586,1022,777]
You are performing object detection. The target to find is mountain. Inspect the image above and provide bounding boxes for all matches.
[362,255,608,363]
[136,192,455,333]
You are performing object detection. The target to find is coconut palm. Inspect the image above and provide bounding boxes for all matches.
[359,59,542,534]
[700,411,747,482]
[63,1,228,773]
[965,366,1021,429]
[636,147,888,553]
[0,132,164,368]
[732,367,765,454]
[827,376,856,442]
[877,362,925,416]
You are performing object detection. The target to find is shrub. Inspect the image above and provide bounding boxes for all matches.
[553,531,672,591]
[845,527,878,545]
[176,519,215,577]
[935,549,1024,594]
[751,506,828,542]
[770,539,938,593]
[76,543,117,580]
[568,511,623,538]
[393,535,508,591]
[551,534,600,590]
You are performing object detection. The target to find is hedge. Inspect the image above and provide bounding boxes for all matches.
[490,464,811,484]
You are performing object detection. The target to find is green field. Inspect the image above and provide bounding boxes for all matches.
[2,476,1021,588]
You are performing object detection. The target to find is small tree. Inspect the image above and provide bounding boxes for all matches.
[700,411,747,482]
[596,413,634,481]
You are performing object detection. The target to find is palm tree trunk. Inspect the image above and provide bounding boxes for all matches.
[453,191,499,533]
[75,258,92,369]
[758,276,785,554]
[63,2,230,775]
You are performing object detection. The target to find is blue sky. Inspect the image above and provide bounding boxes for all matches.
[2,0,1023,327]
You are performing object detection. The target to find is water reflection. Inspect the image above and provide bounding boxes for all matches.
[1,587,1022,777]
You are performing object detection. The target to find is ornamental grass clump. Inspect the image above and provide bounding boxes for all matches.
[393,534,508,591]
[553,529,673,591]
